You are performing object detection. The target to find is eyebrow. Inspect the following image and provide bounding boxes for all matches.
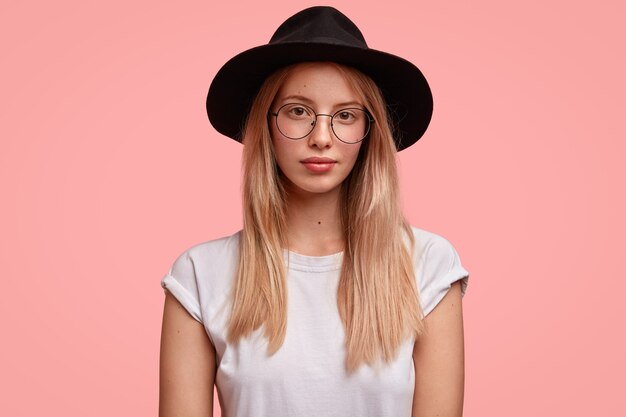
[278,95,364,109]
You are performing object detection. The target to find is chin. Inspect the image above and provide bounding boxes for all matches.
[286,178,344,196]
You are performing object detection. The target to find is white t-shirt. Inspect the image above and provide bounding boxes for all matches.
[161,225,469,417]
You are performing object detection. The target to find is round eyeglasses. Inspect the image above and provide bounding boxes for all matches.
[269,103,375,144]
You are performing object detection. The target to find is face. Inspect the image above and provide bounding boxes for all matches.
[269,62,365,197]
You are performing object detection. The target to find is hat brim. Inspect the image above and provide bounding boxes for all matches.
[206,42,433,151]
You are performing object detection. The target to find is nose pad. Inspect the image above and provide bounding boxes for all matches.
[308,116,333,148]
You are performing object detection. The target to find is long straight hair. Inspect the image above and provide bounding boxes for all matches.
[226,62,425,373]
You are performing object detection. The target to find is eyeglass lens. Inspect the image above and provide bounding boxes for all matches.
[275,103,370,143]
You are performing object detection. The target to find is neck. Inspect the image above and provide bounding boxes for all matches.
[283,185,345,256]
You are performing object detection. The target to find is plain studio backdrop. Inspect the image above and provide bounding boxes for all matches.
[1,0,624,415]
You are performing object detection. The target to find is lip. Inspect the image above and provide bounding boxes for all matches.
[300,157,336,173]
[301,157,337,163]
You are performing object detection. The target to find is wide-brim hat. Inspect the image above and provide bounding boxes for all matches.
[206,6,433,151]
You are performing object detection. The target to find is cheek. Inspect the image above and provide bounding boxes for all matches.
[269,126,284,161]
[344,143,364,166]
[270,136,296,170]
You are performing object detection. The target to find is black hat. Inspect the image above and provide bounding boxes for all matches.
[206,6,433,151]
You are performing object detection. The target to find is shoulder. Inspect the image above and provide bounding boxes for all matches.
[161,229,243,322]
[407,225,461,263]
[166,228,242,292]
[179,229,242,264]
[406,225,470,316]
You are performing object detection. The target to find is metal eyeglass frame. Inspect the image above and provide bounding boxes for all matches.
[268,103,375,144]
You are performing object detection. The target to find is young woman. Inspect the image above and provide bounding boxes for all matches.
[159,6,469,417]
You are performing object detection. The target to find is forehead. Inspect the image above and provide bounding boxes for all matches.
[274,62,361,105]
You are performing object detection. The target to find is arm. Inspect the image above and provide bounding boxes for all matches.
[412,280,465,417]
[159,291,217,417]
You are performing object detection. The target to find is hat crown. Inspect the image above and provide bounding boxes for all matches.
[269,6,368,48]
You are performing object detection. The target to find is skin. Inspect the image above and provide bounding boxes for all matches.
[159,292,216,417]
[269,62,364,256]
[412,280,465,417]
[159,62,465,417]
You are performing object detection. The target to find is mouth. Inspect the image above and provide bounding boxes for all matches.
[301,157,337,163]
[300,157,336,173]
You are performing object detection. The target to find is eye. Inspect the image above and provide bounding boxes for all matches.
[283,104,312,119]
[335,109,358,123]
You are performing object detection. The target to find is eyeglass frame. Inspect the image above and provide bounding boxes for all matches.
[268,102,375,144]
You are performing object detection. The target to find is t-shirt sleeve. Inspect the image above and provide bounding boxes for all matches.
[418,235,470,318]
[161,250,203,323]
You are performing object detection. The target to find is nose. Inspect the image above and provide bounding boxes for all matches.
[308,114,333,148]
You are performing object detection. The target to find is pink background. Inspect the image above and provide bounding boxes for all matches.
[1,0,624,415]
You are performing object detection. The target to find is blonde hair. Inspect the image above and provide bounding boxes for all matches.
[226,62,425,373]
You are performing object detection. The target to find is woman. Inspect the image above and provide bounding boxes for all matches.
[160,6,469,417]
